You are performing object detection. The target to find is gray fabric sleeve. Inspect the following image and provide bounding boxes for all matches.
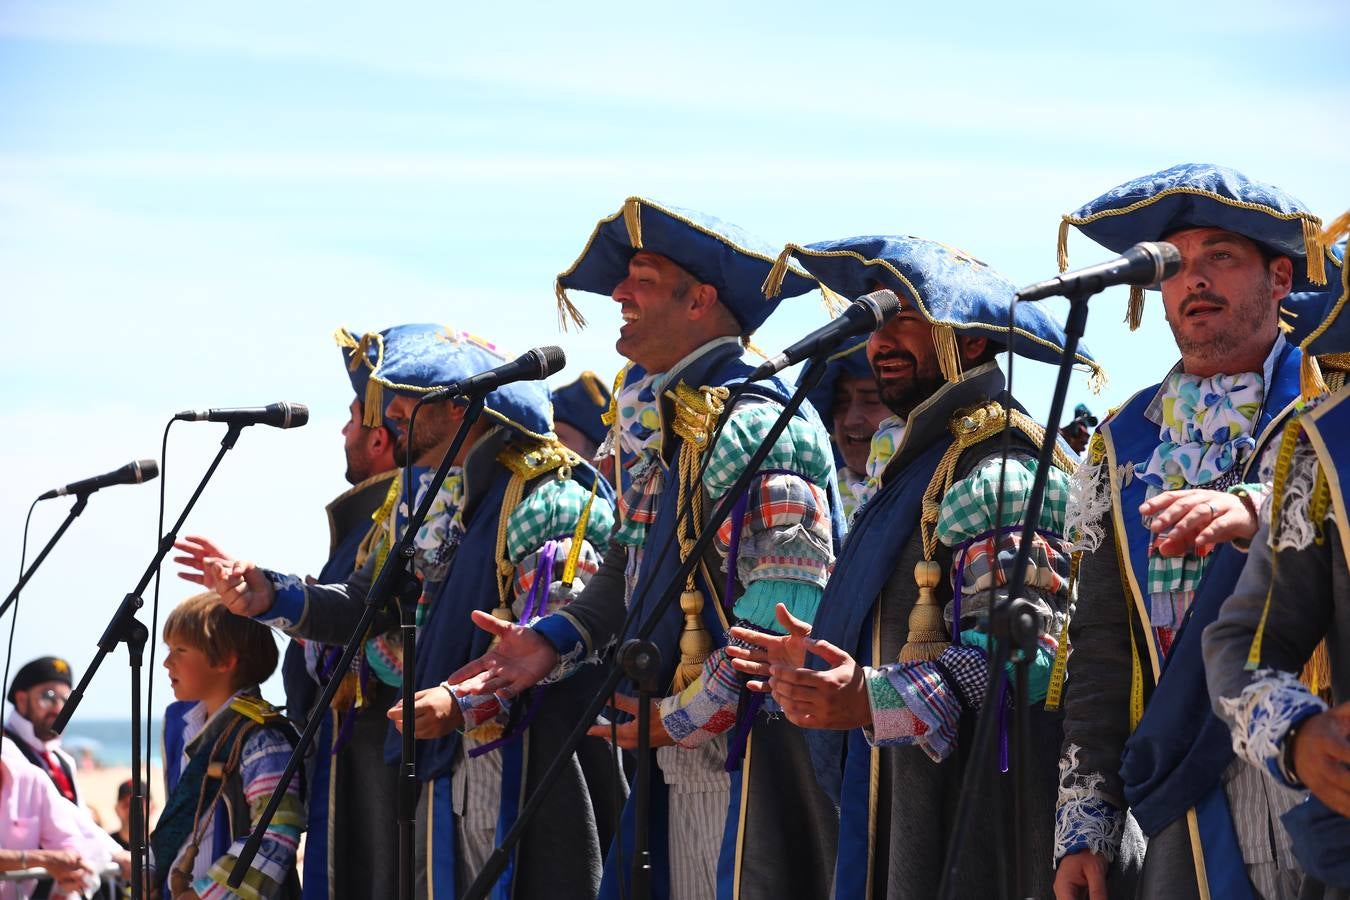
[545,542,630,655]
[1060,515,1135,809]
[1204,517,1339,718]
[276,554,398,645]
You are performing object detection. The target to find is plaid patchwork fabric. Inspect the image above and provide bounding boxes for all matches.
[455,689,504,730]
[658,621,763,747]
[506,476,615,564]
[956,533,1069,599]
[715,473,833,588]
[513,537,601,610]
[702,398,834,498]
[865,644,990,762]
[936,457,1070,542]
[613,452,665,547]
[197,724,305,899]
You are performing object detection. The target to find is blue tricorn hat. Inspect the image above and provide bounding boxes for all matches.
[550,371,612,448]
[362,323,554,439]
[803,338,873,431]
[774,235,1105,389]
[335,327,399,430]
[1284,215,1349,398]
[1060,164,1333,331]
[555,197,818,335]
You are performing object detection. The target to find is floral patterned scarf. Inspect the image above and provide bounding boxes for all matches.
[1134,371,1263,627]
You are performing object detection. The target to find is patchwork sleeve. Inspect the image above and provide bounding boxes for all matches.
[196,727,305,900]
[862,644,988,762]
[702,399,836,632]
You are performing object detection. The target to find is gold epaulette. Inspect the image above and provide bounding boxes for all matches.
[496,438,581,481]
[667,382,730,451]
[947,400,1077,473]
[229,695,283,726]
[1087,430,1107,466]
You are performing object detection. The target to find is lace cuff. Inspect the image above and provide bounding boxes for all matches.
[1217,668,1327,786]
[1054,744,1125,863]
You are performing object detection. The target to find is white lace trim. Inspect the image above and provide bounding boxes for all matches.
[1218,668,1327,777]
[1065,454,1113,554]
[1053,743,1124,863]
[1270,441,1325,552]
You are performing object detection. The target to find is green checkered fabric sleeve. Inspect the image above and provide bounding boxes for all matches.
[701,398,834,500]
[506,476,615,564]
[936,457,1070,544]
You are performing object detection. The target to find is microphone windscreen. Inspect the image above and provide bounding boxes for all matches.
[859,288,902,325]
[282,402,310,428]
[535,345,567,379]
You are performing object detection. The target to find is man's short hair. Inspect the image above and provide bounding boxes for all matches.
[162,592,279,690]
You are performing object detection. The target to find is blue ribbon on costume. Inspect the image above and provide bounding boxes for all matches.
[468,542,559,759]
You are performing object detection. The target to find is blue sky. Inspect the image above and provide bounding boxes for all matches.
[2,0,1348,722]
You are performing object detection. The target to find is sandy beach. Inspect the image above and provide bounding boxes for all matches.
[73,764,159,832]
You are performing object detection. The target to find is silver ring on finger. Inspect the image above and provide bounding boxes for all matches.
[1205,502,1217,521]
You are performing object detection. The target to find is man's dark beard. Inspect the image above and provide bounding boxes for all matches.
[872,352,945,418]
[392,402,453,467]
[1171,279,1273,360]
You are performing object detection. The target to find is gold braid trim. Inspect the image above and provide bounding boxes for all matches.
[1043,552,1079,711]
[667,382,729,692]
[1302,640,1332,701]
[1121,539,1146,731]
[898,401,1075,662]
[1246,420,1304,670]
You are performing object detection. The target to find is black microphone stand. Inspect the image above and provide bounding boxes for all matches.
[0,495,89,621]
[461,353,830,900]
[938,287,1094,900]
[228,395,486,900]
[55,423,246,900]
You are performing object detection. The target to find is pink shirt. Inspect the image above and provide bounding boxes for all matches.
[0,756,85,900]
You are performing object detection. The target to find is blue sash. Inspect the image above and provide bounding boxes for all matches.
[601,345,842,900]
[807,438,952,894]
[1107,342,1301,898]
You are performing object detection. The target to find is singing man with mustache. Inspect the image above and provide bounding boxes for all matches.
[1052,165,1335,900]
[731,235,1101,899]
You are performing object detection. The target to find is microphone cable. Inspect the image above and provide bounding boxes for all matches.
[1,498,41,760]
[143,417,176,828]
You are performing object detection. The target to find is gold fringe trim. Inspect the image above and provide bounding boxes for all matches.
[762,246,793,299]
[1301,353,1329,403]
[742,336,767,359]
[1300,640,1332,700]
[555,282,588,332]
[363,378,384,428]
[1057,218,1071,273]
[820,284,849,317]
[1044,554,1081,711]
[932,324,962,383]
[622,198,643,249]
[1126,286,1145,331]
[1246,421,1303,670]
[1303,216,1328,286]
[1088,364,1109,395]
[334,327,360,351]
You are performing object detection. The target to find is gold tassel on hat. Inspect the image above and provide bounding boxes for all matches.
[623,198,643,248]
[1126,286,1146,331]
[363,379,384,428]
[1303,216,1328,286]
[1057,218,1071,273]
[932,324,963,383]
[820,284,849,317]
[898,561,949,663]
[1088,364,1109,395]
[1323,210,1350,245]
[580,371,608,407]
[555,282,588,332]
[761,246,793,299]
